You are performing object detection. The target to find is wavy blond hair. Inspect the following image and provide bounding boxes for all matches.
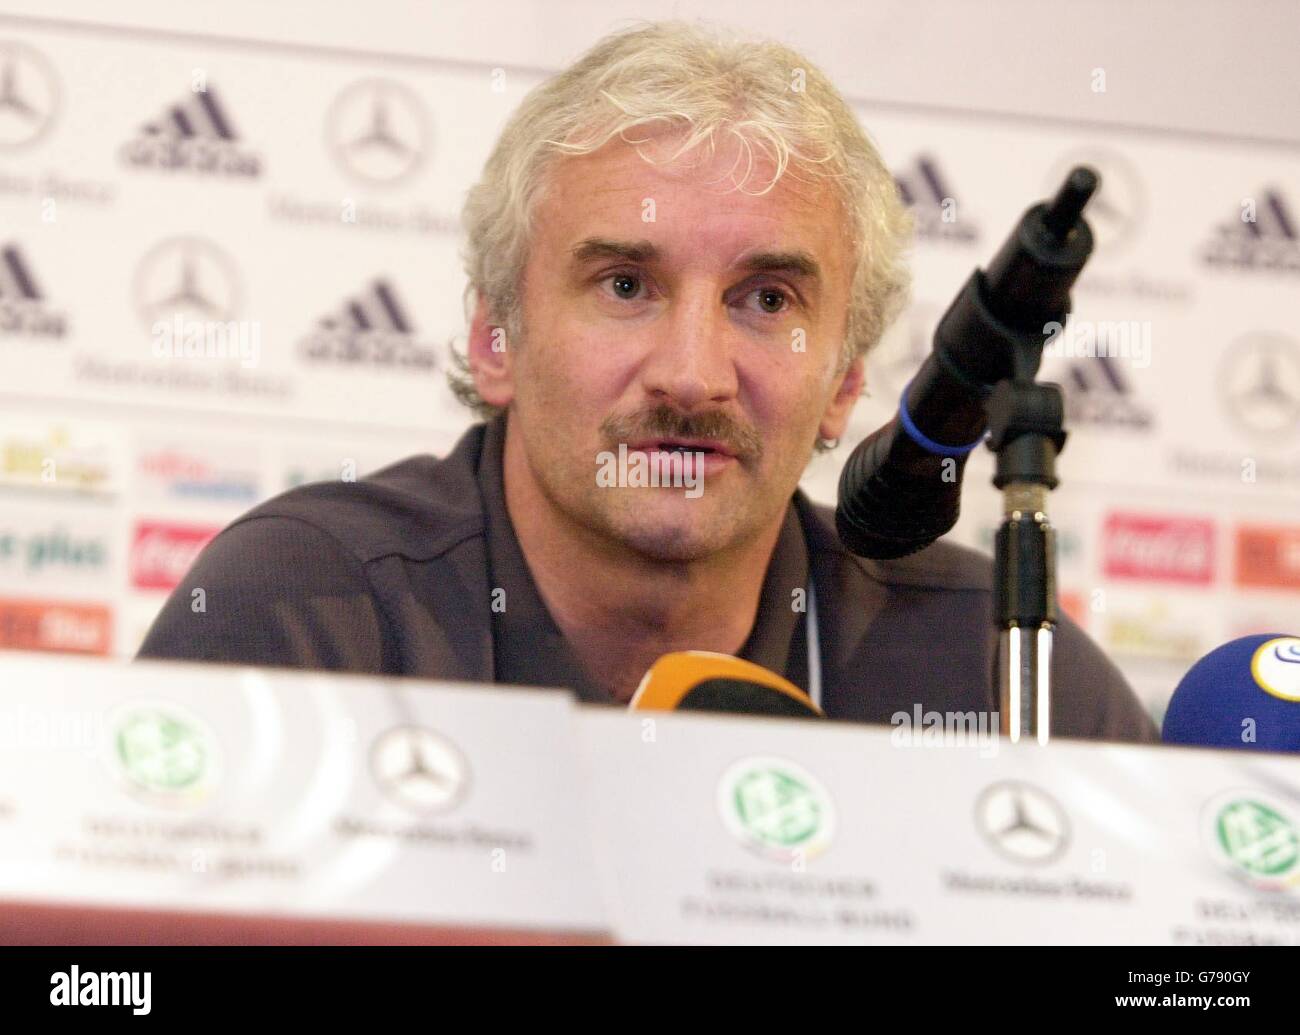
[449,18,913,422]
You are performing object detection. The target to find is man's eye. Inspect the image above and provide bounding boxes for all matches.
[749,285,791,315]
[602,272,645,301]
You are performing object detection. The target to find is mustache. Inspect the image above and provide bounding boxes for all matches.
[600,405,763,462]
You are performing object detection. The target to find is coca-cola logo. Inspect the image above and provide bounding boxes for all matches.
[130,521,220,591]
[1102,513,1215,585]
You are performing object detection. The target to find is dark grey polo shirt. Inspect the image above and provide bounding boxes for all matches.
[137,413,1159,744]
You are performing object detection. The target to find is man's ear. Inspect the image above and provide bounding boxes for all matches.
[467,293,515,409]
[819,355,864,443]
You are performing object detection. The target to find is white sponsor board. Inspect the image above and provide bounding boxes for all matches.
[578,708,1300,945]
[0,653,605,934]
[3,654,1300,943]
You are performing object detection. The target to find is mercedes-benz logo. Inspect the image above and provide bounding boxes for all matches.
[326,77,430,185]
[1220,333,1300,437]
[369,725,469,814]
[1047,149,1144,255]
[133,236,241,328]
[974,780,1071,865]
[0,40,60,149]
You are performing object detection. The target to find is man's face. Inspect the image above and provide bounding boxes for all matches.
[476,130,861,562]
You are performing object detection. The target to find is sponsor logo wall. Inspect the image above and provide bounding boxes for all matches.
[1,17,1298,720]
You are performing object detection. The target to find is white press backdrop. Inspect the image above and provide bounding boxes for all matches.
[1,1,1297,724]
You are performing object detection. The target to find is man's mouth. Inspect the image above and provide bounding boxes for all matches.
[618,439,740,484]
[627,438,737,459]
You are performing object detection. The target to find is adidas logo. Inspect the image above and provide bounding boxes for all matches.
[1060,354,1152,429]
[0,242,41,301]
[299,278,436,370]
[0,242,67,338]
[1201,187,1300,273]
[140,84,238,141]
[119,84,261,177]
[894,154,978,243]
[318,278,414,336]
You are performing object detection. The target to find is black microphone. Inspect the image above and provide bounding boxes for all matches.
[836,167,1099,559]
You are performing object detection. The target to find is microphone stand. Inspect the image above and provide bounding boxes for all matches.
[982,170,1098,744]
[987,354,1068,744]
[837,167,1100,742]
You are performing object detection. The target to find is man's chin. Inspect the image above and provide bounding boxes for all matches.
[599,491,739,563]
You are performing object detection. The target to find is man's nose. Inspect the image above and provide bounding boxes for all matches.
[638,284,739,411]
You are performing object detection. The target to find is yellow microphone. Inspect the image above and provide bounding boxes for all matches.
[628,651,824,719]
